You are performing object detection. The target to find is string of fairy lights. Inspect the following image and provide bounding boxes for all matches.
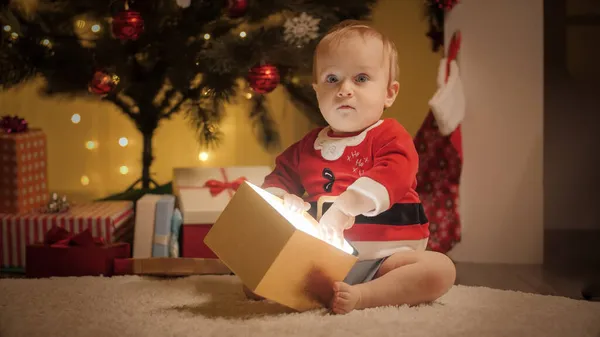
[70,112,211,187]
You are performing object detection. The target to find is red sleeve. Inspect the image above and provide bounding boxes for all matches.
[346,119,418,215]
[261,139,306,197]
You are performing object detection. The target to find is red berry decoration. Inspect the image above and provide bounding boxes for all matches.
[0,115,28,133]
[112,10,144,40]
[88,70,120,96]
[434,0,459,10]
[227,0,248,18]
[248,63,280,94]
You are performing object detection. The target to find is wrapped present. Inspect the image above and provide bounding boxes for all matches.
[113,257,231,276]
[0,201,134,269]
[133,194,161,258]
[26,226,130,278]
[173,166,272,258]
[132,194,176,258]
[169,208,183,257]
[153,195,175,257]
[0,121,49,214]
[204,181,359,312]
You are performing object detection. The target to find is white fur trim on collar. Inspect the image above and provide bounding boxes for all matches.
[314,120,383,161]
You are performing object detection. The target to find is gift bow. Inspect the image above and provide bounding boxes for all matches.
[43,226,106,248]
[203,176,247,197]
[0,115,29,133]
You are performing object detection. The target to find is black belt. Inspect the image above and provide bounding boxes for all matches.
[307,202,428,226]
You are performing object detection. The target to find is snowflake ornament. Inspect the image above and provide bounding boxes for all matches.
[283,12,320,47]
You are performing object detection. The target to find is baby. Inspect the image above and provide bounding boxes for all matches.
[252,20,456,314]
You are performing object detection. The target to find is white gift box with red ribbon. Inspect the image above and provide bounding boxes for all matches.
[172,166,272,258]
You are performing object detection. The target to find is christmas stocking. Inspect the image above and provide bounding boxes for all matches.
[414,32,464,254]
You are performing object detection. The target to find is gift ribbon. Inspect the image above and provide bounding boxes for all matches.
[154,234,170,246]
[202,168,247,198]
[43,226,106,248]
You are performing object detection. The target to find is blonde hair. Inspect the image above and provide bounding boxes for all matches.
[312,20,399,85]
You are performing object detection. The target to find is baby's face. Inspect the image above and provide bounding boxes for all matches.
[313,33,398,133]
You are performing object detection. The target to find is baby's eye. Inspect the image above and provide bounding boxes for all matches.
[355,74,369,83]
[325,75,338,83]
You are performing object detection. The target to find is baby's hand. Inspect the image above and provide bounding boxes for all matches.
[318,204,354,245]
[282,193,310,213]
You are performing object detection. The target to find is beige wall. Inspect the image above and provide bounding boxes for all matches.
[446,0,545,264]
[0,0,438,202]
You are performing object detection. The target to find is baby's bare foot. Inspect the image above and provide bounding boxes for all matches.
[331,281,361,314]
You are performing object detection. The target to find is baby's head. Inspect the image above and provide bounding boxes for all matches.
[312,20,400,134]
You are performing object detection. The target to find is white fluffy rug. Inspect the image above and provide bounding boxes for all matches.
[1,275,599,337]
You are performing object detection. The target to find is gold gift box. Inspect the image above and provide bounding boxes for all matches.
[204,182,358,312]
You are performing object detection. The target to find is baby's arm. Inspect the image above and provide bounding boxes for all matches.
[336,122,419,217]
[262,139,306,198]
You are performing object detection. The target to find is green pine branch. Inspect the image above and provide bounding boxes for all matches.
[0,0,378,188]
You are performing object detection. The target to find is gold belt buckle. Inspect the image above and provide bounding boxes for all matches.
[316,196,337,221]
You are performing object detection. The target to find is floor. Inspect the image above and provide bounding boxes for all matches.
[2,262,598,301]
[454,262,599,300]
[3,230,599,301]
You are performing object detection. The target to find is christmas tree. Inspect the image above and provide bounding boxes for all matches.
[0,0,377,191]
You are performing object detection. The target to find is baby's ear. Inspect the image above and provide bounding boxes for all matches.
[384,81,400,108]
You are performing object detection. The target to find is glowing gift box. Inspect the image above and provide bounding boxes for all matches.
[204,181,359,312]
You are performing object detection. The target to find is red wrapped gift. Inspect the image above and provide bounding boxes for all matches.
[173,166,272,258]
[1,201,134,269]
[25,226,130,278]
[0,127,49,214]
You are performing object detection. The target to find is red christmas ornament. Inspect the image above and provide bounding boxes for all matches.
[247,63,280,94]
[112,10,144,40]
[88,70,120,96]
[0,115,28,133]
[227,0,248,18]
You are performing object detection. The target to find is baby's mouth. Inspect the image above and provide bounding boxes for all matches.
[337,105,355,110]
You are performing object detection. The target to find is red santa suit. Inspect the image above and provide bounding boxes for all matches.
[262,118,430,260]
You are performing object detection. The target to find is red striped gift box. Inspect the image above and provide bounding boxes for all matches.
[0,201,134,269]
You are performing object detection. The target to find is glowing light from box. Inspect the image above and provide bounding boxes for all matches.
[239,31,247,38]
[246,182,355,255]
[81,175,90,186]
[204,33,210,40]
[119,166,129,175]
[3,25,11,32]
[91,24,101,32]
[198,151,209,161]
[85,140,97,150]
[118,137,129,147]
[71,114,81,124]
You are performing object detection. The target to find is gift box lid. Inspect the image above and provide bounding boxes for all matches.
[203,181,358,312]
[173,166,272,224]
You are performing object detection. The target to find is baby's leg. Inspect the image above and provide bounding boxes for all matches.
[331,250,455,314]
